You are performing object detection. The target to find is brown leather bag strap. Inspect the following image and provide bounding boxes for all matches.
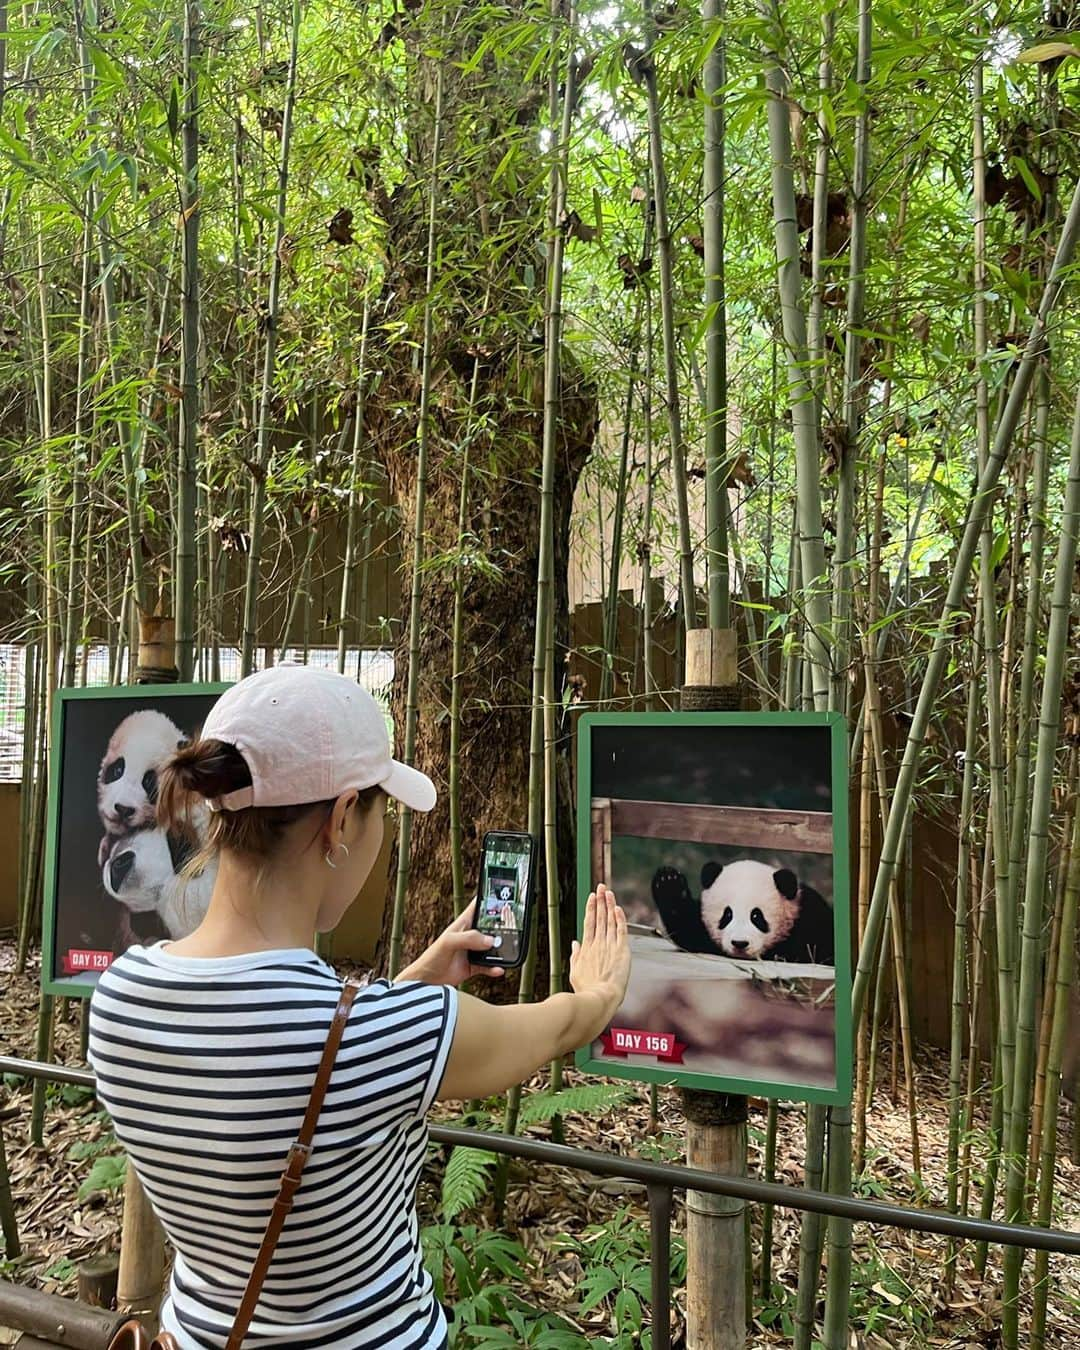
[223,982,360,1350]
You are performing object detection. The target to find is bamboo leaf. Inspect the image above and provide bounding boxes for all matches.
[1014,41,1080,64]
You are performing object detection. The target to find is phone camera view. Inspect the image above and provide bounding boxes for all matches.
[478,838,531,964]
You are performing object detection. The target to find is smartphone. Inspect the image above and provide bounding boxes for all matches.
[469,831,537,969]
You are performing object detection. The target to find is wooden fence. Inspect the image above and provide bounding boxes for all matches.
[589,797,833,888]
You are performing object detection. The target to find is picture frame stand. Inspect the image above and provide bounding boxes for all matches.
[679,627,746,1350]
[116,616,175,1327]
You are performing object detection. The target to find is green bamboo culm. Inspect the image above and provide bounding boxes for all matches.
[448,331,488,915]
[1030,792,1080,1346]
[829,0,869,721]
[945,665,980,1288]
[850,167,1080,1036]
[73,0,148,622]
[502,0,579,1153]
[175,0,201,683]
[702,0,728,630]
[792,1102,827,1350]
[62,208,93,687]
[240,0,303,676]
[642,2,696,631]
[1000,374,1080,1347]
[387,57,445,979]
[337,298,373,674]
[972,57,1017,1145]
[758,0,830,711]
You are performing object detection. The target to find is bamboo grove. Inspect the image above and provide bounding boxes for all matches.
[2,0,1080,1344]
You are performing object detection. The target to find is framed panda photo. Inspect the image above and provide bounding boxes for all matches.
[41,683,229,997]
[576,711,851,1105]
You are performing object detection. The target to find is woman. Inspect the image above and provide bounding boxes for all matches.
[87,665,630,1350]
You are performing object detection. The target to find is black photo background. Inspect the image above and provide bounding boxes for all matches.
[50,692,219,985]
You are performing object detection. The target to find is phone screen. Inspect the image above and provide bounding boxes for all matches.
[476,833,534,964]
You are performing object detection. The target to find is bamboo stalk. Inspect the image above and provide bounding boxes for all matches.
[829,0,870,725]
[805,3,834,414]
[854,696,873,1171]
[388,57,445,979]
[1030,798,1080,1346]
[850,168,1080,1034]
[945,664,980,1288]
[175,0,200,683]
[1001,373,1080,1345]
[759,1097,778,1297]
[73,0,147,621]
[758,0,830,710]
[792,1103,826,1350]
[642,5,696,631]
[1029,744,1077,1186]
[1006,367,1051,924]
[336,299,372,674]
[449,349,485,915]
[973,58,1017,1142]
[866,666,921,1170]
[498,1,579,1169]
[240,0,303,675]
[63,209,94,687]
[702,0,728,629]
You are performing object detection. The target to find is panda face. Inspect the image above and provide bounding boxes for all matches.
[102,827,174,913]
[97,710,188,836]
[700,859,797,959]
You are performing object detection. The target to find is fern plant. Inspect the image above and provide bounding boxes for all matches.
[442,1148,498,1220]
[437,1083,635,1219]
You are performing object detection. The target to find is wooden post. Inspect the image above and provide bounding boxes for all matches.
[116,1166,164,1324]
[680,627,747,1350]
[116,610,174,1324]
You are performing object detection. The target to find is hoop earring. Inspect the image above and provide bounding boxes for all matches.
[325,843,350,870]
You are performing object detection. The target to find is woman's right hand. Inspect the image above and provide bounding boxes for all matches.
[438,883,631,1102]
[569,884,630,1018]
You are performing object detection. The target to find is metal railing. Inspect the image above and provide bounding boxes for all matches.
[3,1054,1079,1350]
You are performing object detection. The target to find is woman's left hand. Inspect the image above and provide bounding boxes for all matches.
[396,901,505,987]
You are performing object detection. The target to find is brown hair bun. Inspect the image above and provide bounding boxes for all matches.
[158,739,251,832]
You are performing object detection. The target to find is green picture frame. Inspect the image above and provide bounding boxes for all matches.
[41,682,230,998]
[575,710,852,1106]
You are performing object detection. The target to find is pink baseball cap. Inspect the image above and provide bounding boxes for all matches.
[199,665,436,814]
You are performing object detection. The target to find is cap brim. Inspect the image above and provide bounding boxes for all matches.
[381,760,437,813]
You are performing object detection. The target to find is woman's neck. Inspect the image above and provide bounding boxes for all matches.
[167,854,320,957]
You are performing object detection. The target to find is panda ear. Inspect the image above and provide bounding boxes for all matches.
[774,868,799,900]
[701,862,723,889]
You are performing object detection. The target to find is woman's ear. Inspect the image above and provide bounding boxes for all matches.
[329,790,360,842]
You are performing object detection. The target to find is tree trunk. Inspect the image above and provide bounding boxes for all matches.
[371,6,597,972]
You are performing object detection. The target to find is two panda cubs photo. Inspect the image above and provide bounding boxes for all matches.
[584,717,846,1097]
[47,690,221,990]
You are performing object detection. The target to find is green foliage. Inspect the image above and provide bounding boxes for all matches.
[77,1152,127,1201]
[516,1082,634,1127]
[439,1083,635,1219]
[442,1147,498,1220]
[556,1206,686,1349]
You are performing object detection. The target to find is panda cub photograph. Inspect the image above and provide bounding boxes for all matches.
[48,690,220,990]
[587,717,844,1095]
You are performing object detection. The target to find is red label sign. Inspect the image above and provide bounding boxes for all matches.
[62,949,113,975]
[600,1027,686,1064]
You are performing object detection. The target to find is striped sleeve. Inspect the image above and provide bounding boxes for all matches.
[343,979,458,1121]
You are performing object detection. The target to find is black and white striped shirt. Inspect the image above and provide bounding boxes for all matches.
[88,945,458,1349]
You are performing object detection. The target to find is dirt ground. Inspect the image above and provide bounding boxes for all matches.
[1,941,1078,1347]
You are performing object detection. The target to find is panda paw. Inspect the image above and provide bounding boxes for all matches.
[652,866,719,954]
[652,866,693,913]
